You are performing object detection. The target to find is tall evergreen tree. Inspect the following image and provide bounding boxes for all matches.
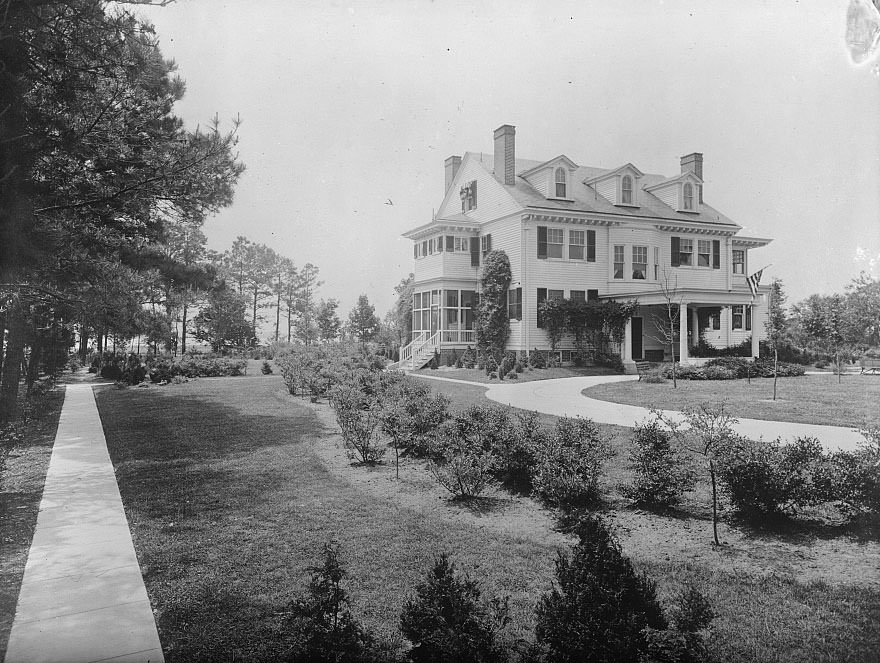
[347,295,379,352]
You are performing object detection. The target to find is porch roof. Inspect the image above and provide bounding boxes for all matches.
[603,285,770,307]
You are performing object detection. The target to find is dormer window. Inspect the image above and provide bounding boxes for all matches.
[460,180,477,212]
[621,175,633,204]
[555,168,566,198]
[683,182,694,210]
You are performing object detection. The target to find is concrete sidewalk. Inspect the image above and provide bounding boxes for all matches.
[414,373,866,452]
[5,384,163,663]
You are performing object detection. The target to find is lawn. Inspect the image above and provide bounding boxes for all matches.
[0,389,65,661]
[93,373,880,662]
[584,372,880,429]
[416,364,620,384]
[96,376,566,661]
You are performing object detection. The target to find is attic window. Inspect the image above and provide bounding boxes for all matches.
[555,168,566,198]
[683,182,694,210]
[460,180,477,212]
[621,175,633,204]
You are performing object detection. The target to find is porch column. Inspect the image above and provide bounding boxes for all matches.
[679,303,689,363]
[622,317,636,374]
[751,301,761,358]
[690,307,700,349]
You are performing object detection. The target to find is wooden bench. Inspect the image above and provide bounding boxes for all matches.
[635,360,652,381]
[860,356,880,375]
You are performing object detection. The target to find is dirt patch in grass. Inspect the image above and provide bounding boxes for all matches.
[584,373,880,428]
[0,389,65,660]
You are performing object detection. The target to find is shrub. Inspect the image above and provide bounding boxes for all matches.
[534,515,667,662]
[529,348,547,369]
[379,378,450,459]
[329,384,385,465]
[100,364,123,380]
[622,421,695,508]
[514,361,524,373]
[830,428,880,515]
[505,370,517,380]
[490,410,544,491]
[400,554,510,663]
[460,346,476,369]
[261,360,273,375]
[171,375,188,385]
[148,355,247,382]
[429,450,496,498]
[286,542,379,663]
[701,365,737,380]
[717,436,833,518]
[532,417,613,509]
[483,354,497,377]
[641,369,666,384]
[594,352,624,372]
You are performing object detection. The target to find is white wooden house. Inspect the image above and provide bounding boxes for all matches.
[399,124,771,373]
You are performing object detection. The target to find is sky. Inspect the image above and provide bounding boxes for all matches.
[137,0,880,318]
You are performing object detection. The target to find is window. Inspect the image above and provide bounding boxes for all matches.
[445,290,458,308]
[683,182,694,210]
[586,229,596,262]
[480,234,492,256]
[537,288,547,327]
[548,289,564,300]
[621,175,633,204]
[569,230,584,259]
[732,250,745,274]
[654,247,659,280]
[588,289,599,301]
[711,312,721,330]
[613,245,624,279]
[732,305,744,330]
[547,228,564,258]
[461,180,477,212]
[445,235,454,251]
[436,236,443,253]
[632,246,647,279]
[671,236,697,267]
[698,240,711,267]
[555,167,566,198]
[570,290,586,302]
[508,288,522,320]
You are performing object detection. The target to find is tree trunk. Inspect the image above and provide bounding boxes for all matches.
[275,287,281,342]
[181,298,188,354]
[25,313,41,395]
[0,303,27,425]
[837,352,842,384]
[251,288,258,340]
[709,460,720,546]
[772,347,778,401]
[0,311,6,380]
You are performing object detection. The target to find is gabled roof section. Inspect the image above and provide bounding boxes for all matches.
[583,162,644,185]
[643,170,703,191]
[732,236,772,248]
[519,154,579,178]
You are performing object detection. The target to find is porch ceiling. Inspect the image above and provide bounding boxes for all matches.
[629,290,765,306]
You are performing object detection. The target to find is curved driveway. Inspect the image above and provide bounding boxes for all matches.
[416,373,865,452]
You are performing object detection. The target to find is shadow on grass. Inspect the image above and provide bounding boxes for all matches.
[731,510,880,544]
[448,494,512,517]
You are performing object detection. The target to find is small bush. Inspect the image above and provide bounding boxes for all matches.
[100,364,123,380]
[529,348,547,369]
[594,352,624,372]
[171,375,188,385]
[429,450,496,498]
[514,361,524,373]
[261,360,273,375]
[830,428,880,515]
[702,365,738,380]
[532,417,613,509]
[641,369,666,384]
[505,370,517,380]
[329,384,385,465]
[286,542,380,663]
[400,554,510,663]
[460,346,476,369]
[534,515,667,662]
[622,421,695,508]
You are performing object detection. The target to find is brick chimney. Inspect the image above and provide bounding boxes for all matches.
[444,155,462,193]
[680,152,703,180]
[493,124,516,185]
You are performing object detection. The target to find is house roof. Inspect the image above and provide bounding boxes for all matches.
[472,152,740,229]
[582,162,645,184]
[519,154,580,177]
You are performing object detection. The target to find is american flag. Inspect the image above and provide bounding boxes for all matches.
[747,268,764,297]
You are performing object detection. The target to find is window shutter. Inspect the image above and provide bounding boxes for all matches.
[486,234,492,252]
[712,240,720,269]
[470,237,480,267]
[472,180,477,207]
[537,288,547,328]
[516,287,522,320]
[588,289,599,302]
[671,236,680,267]
[746,306,752,331]
[537,226,548,259]
[446,235,454,251]
[587,229,596,262]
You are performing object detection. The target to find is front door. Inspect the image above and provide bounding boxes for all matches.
[631,317,643,360]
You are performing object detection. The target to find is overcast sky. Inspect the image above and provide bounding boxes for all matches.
[138,0,880,318]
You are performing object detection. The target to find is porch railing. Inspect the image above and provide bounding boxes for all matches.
[439,329,475,344]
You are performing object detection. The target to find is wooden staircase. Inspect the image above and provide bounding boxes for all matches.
[390,331,440,371]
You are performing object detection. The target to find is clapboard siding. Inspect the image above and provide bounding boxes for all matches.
[523,168,551,198]
[595,178,616,203]
[437,153,521,221]
[652,184,678,209]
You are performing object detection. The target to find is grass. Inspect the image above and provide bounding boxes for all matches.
[417,364,620,384]
[584,372,880,428]
[97,376,565,661]
[0,389,65,661]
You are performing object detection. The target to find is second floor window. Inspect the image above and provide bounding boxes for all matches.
[622,175,633,204]
[547,228,564,258]
[632,246,647,280]
[613,245,625,279]
[678,238,693,266]
[480,234,492,256]
[733,249,745,274]
[569,230,584,259]
[555,168,566,197]
[698,240,711,267]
